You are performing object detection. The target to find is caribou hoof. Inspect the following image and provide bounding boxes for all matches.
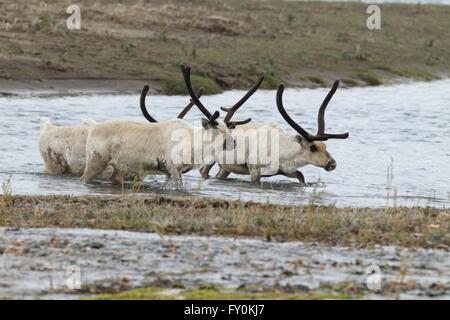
[296,171,306,185]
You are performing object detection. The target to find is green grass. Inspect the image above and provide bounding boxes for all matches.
[356,71,383,86]
[162,73,221,95]
[86,286,353,300]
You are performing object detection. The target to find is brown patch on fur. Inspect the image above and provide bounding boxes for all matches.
[314,142,327,152]
[42,148,68,174]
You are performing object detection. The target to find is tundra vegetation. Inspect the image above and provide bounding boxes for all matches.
[1,194,448,249]
[1,0,450,93]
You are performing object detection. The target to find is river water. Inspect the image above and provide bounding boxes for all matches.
[0,80,449,207]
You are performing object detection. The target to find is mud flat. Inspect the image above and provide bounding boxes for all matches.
[0,227,449,300]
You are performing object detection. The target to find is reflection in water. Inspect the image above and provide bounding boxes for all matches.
[0,79,449,207]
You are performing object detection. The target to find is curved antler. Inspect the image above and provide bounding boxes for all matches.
[181,64,255,128]
[140,85,205,123]
[316,81,349,139]
[276,84,327,142]
[220,74,264,126]
[140,85,158,123]
[180,65,214,120]
[177,87,205,119]
[276,83,349,142]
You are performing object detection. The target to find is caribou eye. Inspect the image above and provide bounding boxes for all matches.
[310,145,318,153]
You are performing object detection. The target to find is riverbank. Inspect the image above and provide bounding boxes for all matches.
[1,195,448,249]
[1,195,449,299]
[1,1,450,94]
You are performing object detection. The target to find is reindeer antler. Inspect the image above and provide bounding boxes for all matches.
[180,65,215,121]
[276,82,349,142]
[220,74,264,128]
[316,81,349,139]
[177,87,205,119]
[140,85,204,123]
[181,64,261,128]
[140,85,157,123]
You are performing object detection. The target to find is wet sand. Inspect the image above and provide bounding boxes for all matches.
[0,227,448,299]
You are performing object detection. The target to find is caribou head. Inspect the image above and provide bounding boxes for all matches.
[276,81,349,172]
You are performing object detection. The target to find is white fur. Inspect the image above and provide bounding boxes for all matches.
[38,118,90,175]
[202,121,335,183]
[81,119,231,184]
[38,118,117,178]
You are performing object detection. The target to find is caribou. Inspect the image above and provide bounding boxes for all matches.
[80,70,250,184]
[140,65,261,178]
[80,114,232,184]
[39,117,97,176]
[184,76,349,184]
[38,90,202,177]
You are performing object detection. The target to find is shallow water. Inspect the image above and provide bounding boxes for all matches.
[0,80,449,207]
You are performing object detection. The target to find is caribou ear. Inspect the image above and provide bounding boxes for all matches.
[202,118,211,129]
[295,135,303,144]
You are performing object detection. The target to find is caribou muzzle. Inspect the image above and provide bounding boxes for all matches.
[324,159,337,171]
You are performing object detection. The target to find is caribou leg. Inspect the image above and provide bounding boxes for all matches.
[167,165,183,186]
[215,167,231,180]
[81,151,108,182]
[282,170,306,185]
[248,165,261,184]
[199,162,215,179]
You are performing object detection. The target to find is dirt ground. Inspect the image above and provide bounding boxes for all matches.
[1,0,450,94]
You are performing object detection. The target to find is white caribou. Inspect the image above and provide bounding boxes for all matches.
[80,67,248,184]
[80,113,235,184]
[38,88,202,177]
[184,73,349,184]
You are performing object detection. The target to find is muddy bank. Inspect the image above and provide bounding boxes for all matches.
[1,0,449,94]
[0,79,154,96]
[0,227,448,299]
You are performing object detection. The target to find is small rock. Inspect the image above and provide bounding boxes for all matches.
[121,255,139,263]
[281,269,296,276]
[221,274,232,280]
[223,245,232,254]
[292,283,312,292]
[426,288,445,297]
[86,242,104,249]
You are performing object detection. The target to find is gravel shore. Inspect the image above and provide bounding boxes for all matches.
[1,227,448,299]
